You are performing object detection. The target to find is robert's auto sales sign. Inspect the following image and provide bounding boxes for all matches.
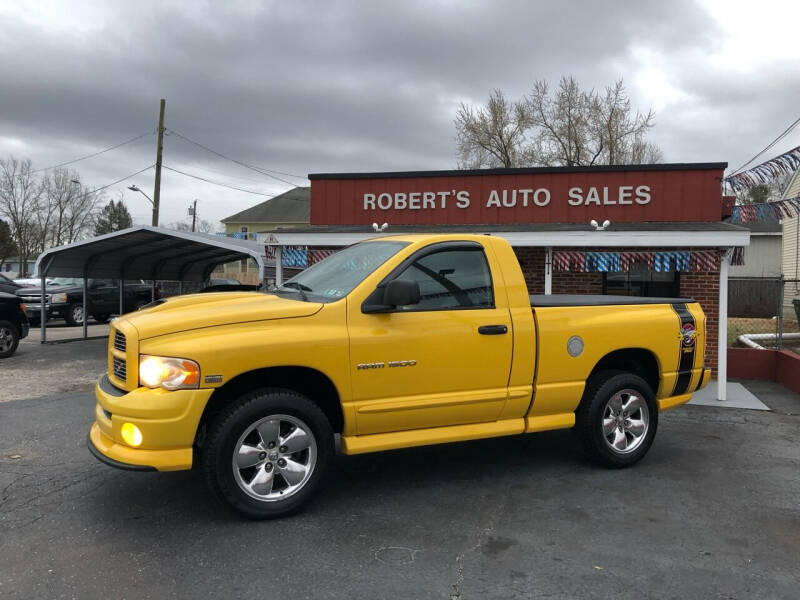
[308,164,726,225]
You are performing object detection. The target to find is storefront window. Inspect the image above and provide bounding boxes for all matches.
[603,262,679,297]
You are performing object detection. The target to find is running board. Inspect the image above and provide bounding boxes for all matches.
[340,418,526,455]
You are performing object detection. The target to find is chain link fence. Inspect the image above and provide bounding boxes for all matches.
[728,276,800,353]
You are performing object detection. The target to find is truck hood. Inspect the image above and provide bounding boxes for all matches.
[118,292,323,340]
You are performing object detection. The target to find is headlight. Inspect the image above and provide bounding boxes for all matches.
[51,293,67,303]
[138,355,200,390]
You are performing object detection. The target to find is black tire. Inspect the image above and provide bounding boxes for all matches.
[201,388,334,520]
[92,313,111,323]
[64,303,85,326]
[0,320,20,358]
[575,371,658,468]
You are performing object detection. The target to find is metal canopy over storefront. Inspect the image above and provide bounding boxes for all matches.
[34,225,268,342]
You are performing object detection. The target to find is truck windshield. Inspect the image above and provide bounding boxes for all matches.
[276,241,408,302]
[51,278,83,286]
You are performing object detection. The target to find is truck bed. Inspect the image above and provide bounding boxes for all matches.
[530,294,695,307]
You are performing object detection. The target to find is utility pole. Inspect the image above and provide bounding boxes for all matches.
[190,199,198,232]
[152,98,166,227]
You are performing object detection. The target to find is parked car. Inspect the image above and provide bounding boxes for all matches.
[0,274,22,294]
[0,291,29,358]
[14,277,56,288]
[88,234,709,519]
[16,278,159,326]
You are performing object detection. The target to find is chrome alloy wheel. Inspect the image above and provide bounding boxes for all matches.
[71,304,84,324]
[0,326,14,353]
[602,389,650,454]
[232,414,317,502]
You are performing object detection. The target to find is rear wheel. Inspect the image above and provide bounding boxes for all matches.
[64,303,85,326]
[0,320,20,358]
[575,371,658,468]
[201,388,334,519]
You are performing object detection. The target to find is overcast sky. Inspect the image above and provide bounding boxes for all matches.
[1,0,799,228]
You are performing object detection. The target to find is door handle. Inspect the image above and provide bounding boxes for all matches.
[478,324,508,335]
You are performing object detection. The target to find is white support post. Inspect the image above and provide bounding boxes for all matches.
[717,252,729,401]
[275,246,283,287]
[544,247,553,295]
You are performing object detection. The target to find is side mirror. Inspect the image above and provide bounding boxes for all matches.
[383,280,420,307]
[361,279,421,313]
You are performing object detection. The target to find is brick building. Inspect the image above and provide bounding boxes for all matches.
[256,163,749,395]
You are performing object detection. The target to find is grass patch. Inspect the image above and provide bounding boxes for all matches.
[728,317,800,347]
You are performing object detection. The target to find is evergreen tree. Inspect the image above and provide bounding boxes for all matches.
[0,219,14,267]
[94,200,132,235]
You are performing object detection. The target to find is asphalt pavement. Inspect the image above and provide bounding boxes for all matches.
[0,375,798,599]
[0,323,108,402]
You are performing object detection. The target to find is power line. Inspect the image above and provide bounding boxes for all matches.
[31,131,154,174]
[176,162,297,186]
[728,116,800,177]
[162,164,280,197]
[90,164,155,193]
[165,128,308,185]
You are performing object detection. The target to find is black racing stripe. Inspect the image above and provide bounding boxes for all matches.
[671,303,696,396]
[694,367,706,392]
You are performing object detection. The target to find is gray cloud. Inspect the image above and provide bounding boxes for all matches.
[0,0,795,226]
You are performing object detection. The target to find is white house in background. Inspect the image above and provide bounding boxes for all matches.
[1,257,37,278]
[729,221,782,277]
[780,168,800,317]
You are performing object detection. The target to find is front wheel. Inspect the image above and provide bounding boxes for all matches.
[64,303,85,326]
[0,320,20,358]
[201,388,334,519]
[575,371,658,468]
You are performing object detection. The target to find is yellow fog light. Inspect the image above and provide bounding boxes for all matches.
[121,422,143,447]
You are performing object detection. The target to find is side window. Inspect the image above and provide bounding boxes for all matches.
[393,249,494,311]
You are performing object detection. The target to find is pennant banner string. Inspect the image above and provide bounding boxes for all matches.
[724,145,800,193]
[730,195,800,223]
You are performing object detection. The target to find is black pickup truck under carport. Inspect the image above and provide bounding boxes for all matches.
[16,278,156,326]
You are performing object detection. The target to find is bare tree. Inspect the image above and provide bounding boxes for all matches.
[590,79,662,165]
[168,218,216,234]
[454,77,662,168]
[40,168,99,247]
[455,89,531,168]
[0,157,43,276]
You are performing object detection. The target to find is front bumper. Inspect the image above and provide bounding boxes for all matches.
[19,321,29,340]
[23,302,69,319]
[88,375,214,472]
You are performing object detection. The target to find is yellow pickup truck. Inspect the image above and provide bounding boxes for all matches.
[88,234,709,518]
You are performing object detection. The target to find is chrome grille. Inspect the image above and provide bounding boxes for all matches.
[113,330,126,352]
[19,292,49,303]
[112,356,127,382]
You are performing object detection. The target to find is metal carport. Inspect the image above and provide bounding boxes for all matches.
[34,225,268,342]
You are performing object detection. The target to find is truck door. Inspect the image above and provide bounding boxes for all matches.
[347,243,513,435]
[88,279,115,313]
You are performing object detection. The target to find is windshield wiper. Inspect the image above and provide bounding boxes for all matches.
[279,281,312,301]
